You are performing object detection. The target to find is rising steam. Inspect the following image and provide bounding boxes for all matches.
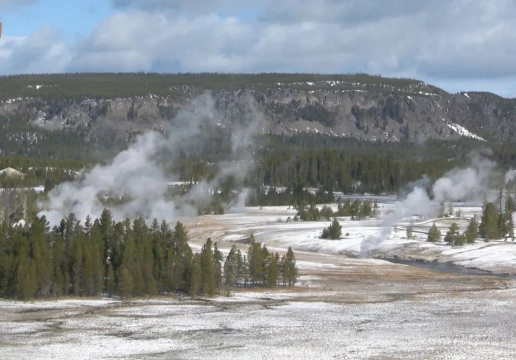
[360,149,507,256]
[38,93,264,226]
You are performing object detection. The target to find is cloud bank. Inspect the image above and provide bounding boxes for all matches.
[1,1,516,96]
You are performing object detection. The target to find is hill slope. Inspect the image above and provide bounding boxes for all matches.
[1,73,515,158]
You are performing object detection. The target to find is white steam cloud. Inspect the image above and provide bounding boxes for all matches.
[38,93,263,226]
[360,150,506,256]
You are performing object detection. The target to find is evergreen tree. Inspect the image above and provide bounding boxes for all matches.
[282,247,298,286]
[267,253,280,288]
[406,224,413,239]
[247,239,262,286]
[427,223,441,243]
[479,202,500,241]
[223,245,238,287]
[99,209,113,291]
[444,223,459,244]
[259,245,270,286]
[51,234,67,296]
[321,218,342,239]
[200,238,217,296]
[106,262,115,296]
[70,224,84,296]
[118,266,133,298]
[28,216,52,296]
[14,239,36,300]
[189,254,201,297]
[465,216,479,244]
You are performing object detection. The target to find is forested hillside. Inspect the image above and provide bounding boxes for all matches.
[1,73,516,162]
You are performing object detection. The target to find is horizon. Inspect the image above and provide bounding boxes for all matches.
[1,1,516,98]
[0,71,513,99]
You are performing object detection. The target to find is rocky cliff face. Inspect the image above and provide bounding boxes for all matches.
[1,80,515,153]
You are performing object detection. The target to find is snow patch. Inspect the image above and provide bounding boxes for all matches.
[444,120,485,141]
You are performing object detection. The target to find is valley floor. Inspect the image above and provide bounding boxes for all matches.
[2,199,516,359]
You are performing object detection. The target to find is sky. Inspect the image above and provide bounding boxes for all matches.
[1,0,516,97]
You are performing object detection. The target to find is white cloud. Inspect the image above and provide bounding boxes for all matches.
[0,27,71,74]
[1,1,516,97]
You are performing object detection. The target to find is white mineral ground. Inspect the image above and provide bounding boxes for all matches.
[2,200,516,359]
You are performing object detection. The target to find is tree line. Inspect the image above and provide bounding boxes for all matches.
[0,210,299,300]
[424,195,515,245]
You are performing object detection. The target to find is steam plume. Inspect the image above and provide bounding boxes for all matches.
[360,149,505,256]
[38,93,263,226]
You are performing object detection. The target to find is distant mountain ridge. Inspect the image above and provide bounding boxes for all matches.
[0,73,515,158]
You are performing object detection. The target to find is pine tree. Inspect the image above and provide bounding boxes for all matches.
[444,223,459,244]
[200,238,217,296]
[465,216,479,244]
[236,250,246,286]
[28,216,52,296]
[142,240,157,295]
[70,225,84,297]
[260,245,270,286]
[453,233,466,246]
[479,202,500,241]
[267,253,280,288]
[164,245,177,293]
[223,245,238,287]
[213,242,223,288]
[51,234,67,296]
[406,224,413,239]
[247,237,264,286]
[427,223,441,243]
[106,262,115,296]
[118,266,133,298]
[321,218,342,239]
[189,254,201,297]
[99,209,113,291]
[282,247,298,286]
[172,221,192,292]
[14,240,36,300]
[152,220,166,294]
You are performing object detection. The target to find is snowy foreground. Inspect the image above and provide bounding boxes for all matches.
[2,284,516,359]
[3,199,516,359]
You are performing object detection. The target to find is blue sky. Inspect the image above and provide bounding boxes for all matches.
[2,0,113,39]
[1,0,516,97]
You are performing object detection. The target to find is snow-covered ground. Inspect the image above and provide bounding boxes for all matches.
[2,285,516,360]
[3,198,516,359]
[184,200,516,275]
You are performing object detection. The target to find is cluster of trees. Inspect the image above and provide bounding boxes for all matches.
[296,200,376,222]
[427,217,479,245]
[223,237,298,291]
[0,156,87,190]
[321,218,343,240]
[426,196,515,245]
[0,210,299,300]
[246,186,335,207]
[252,149,455,195]
[478,196,515,241]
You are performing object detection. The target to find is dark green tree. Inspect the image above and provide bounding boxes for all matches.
[427,223,441,243]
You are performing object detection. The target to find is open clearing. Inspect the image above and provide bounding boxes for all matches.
[2,198,516,359]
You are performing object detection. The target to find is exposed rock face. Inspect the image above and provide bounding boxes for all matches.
[1,81,516,152]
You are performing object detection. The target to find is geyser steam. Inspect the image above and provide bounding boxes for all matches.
[38,93,263,226]
[360,150,507,256]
